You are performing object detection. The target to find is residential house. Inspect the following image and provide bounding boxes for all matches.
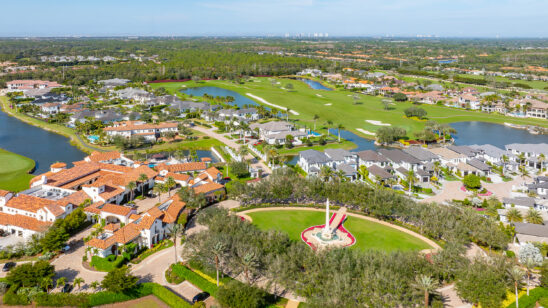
[356,150,389,168]
[6,80,61,91]
[103,121,179,142]
[298,150,332,177]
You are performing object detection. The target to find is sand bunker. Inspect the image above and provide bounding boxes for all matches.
[366,120,391,126]
[324,103,332,106]
[246,93,299,115]
[357,128,375,136]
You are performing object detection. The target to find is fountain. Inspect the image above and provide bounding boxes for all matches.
[301,199,356,250]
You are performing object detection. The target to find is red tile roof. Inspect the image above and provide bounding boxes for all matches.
[0,213,52,232]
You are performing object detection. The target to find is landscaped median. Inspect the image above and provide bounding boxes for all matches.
[85,239,174,272]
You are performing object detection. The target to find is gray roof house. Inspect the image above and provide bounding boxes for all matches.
[170,101,213,113]
[502,197,536,209]
[469,144,507,163]
[467,158,491,174]
[298,150,332,176]
[357,150,389,167]
[513,222,548,244]
[367,165,395,181]
[403,147,439,162]
[447,145,479,157]
[324,149,357,167]
[378,149,421,170]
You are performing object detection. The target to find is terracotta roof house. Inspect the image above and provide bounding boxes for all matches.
[85,195,185,258]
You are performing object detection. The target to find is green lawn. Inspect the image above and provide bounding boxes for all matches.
[0,148,35,192]
[246,210,432,252]
[151,78,548,140]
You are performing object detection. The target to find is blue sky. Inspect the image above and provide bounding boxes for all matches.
[1,0,547,37]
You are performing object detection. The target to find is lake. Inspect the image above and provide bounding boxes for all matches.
[180,86,259,108]
[288,121,548,164]
[0,108,86,174]
[297,78,332,91]
[451,121,548,148]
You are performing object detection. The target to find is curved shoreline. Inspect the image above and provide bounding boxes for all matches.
[0,96,106,154]
[238,207,441,252]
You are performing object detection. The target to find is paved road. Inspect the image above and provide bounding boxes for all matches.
[193,125,272,174]
[51,227,106,290]
[421,176,526,204]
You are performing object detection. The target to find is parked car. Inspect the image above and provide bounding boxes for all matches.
[2,262,16,272]
[62,284,73,293]
[192,292,210,303]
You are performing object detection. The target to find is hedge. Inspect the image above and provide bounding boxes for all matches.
[88,282,154,306]
[3,283,29,305]
[506,287,548,308]
[172,264,220,297]
[34,292,90,307]
[151,283,191,307]
[2,282,187,307]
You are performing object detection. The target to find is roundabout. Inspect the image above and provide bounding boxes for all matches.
[239,206,439,252]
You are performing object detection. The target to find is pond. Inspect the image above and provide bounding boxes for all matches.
[288,121,548,165]
[180,86,259,108]
[297,78,333,91]
[450,121,548,148]
[0,108,86,174]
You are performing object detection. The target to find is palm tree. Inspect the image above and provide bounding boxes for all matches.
[56,277,67,289]
[139,173,148,197]
[406,170,416,193]
[335,170,346,182]
[41,277,53,294]
[285,108,291,121]
[519,166,529,179]
[508,266,524,308]
[336,124,345,142]
[326,120,333,136]
[165,177,176,197]
[524,258,538,296]
[212,241,227,286]
[237,250,259,283]
[413,275,438,308]
[169,223,183,263]
[501,155,509,177]
[358,165,368,181]
[525,208,544,224]
[517,153,526,166]
[506,208,523,223]
[313,114,319,130]
[153,183,165,203]
[127,181,137,201]
[239,122,250,143]
[238,146,248,161]
[90,281,99,291]
[319,165,333,182]
[538,153,546,170]
[73,277,84,291]
[433,161,441,180]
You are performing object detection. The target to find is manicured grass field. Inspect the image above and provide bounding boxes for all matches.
[0,148,35,192]
[151,78,548,140]
[246,210,432,252]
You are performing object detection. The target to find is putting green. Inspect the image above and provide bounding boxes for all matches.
[245,209,433,252]
[0,148,35,192]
